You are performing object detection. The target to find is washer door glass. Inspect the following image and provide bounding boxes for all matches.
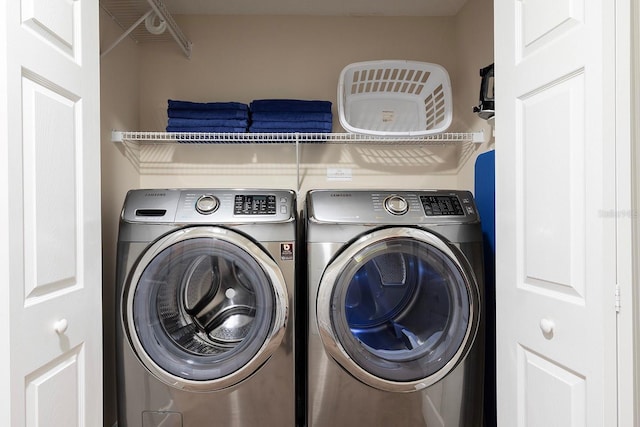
[317,228,479,391]
[125,227,287,391]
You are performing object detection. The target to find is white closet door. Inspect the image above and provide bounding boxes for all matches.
[0,0,102,425]
[494,0,618,425]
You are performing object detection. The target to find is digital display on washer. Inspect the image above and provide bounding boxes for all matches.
[234,195,276,215]
[420,195,464,216]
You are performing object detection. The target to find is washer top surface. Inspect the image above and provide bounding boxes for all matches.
[307,189,479,225]
[122,188,296,224]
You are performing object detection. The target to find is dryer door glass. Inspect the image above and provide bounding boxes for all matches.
[328,235,474,383]
[130,236,276,382]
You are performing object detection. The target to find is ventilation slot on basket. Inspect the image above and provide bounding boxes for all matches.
[350,68,432,97]
[424,84,447,130]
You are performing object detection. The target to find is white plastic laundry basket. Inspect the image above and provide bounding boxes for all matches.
[338,60,453,136]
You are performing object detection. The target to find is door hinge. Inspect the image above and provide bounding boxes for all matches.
[615,284,621,313]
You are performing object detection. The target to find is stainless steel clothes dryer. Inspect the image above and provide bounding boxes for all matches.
[305,189,485,427]
[115,189,297,427]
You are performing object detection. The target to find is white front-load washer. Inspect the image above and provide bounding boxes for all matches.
[305,189,485,427]
[115,189,297,427]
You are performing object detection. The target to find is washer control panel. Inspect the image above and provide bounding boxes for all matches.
[234,194,277,215]
[122,189,295,223]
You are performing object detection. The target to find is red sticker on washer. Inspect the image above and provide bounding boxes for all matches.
[281,242,294,260]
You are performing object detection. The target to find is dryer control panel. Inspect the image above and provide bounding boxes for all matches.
[122,189,295,224]
[307,189,478,224]
[420,194,465,216]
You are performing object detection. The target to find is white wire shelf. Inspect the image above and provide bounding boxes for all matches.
[112,130,485,192]
[112,130,485,144]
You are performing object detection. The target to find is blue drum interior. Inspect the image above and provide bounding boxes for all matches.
[331,237,471,381]
[345,253,449,353]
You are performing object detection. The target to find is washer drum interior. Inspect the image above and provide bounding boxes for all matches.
[124,226,288,392]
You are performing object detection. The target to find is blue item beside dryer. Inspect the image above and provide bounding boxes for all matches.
[475,149,496,427]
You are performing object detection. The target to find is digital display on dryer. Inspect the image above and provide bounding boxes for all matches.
[234,195,277,215]
[420,195,464,216]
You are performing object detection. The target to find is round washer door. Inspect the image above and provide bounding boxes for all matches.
[123,226,288,392]
[316,227,480,392]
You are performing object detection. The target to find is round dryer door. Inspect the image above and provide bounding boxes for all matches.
[123,226,288,392]
[316,227,480,392]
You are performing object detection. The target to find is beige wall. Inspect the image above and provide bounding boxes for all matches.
[133,14,492,194]
[453,0,495,190]
[100,3,493,426]
[138,15,459,130]
[99,8,141,427]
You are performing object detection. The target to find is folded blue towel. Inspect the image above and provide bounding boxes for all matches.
[168,109,249,120]
[250,111,332,122]
[250,99,332,113]
[168,100,248,111]
[168,118,248,128]
[167,126,248,133]
[249,120,332,131]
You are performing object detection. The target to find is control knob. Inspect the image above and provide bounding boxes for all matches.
[195,194,219,215]
[384,195,409,215]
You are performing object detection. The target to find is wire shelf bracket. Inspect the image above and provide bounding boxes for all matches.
[100,0,192,59]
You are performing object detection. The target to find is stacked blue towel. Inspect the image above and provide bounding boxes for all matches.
[166,100,249,133]
[249,99,333,133]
